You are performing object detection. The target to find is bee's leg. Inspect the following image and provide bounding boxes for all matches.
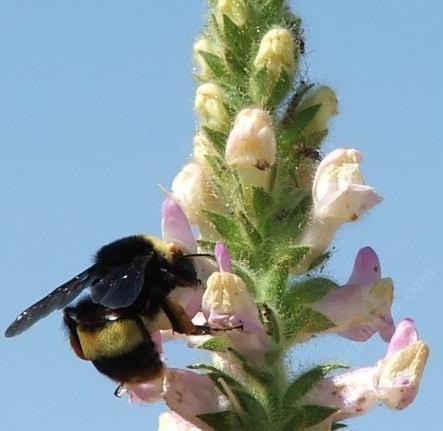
[191,324,244,335]
[161,298,196,335]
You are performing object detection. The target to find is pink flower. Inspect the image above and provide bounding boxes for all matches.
[312,247,395,342]
[163,369,228,430]
[202,243,263,332]
[162,199,198,252]
[299,149,382,271]
[158,412,204,431]
[302,318,429,430]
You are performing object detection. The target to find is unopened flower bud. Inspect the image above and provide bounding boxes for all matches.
[298,86,338,134]
[253,27,297,77]
[215,0,246,27]
[195,83,229,132]
[225,108,276,190]
[171,162,210,225]
[226,108,276,168]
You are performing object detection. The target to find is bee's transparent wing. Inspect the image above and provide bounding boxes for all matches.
[5,267,94,337]
[90,255,150,309]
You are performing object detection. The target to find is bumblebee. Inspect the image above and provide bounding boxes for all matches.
[5,235,206,386]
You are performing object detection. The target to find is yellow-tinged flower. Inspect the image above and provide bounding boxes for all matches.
[195,83,229,132]
[193,37,220,79]
[171,162,210,225]
[253,27,297,77]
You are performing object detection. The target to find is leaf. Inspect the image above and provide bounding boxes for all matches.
[280,104,321,149]
[259,0,284,24]
[298,405,338,427]
[203,126,228,154]
[223,15,251,73]
[266,70,292,110]
[286,278,339,305]
[198,50,229,79]
[202,210,247,245]
[227,348,273,385]
[198,335,232,352]
[249,67,268,106]
[238,211,262,245]
[283,365,347,408]
[283,405,338,430]
[251,186,274,217]
[299,307,336,333]
[197,411,240,430]
[189,364,269,427]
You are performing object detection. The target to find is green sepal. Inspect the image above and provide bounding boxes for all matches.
[258,0,285,25]
[203,126,228,155]
[238,211,263,245]
[283,364,347,409]
[251,186,274,217]
[197,411,241,430]
[281,307,335,342]
[289,405,339,431]
[266,70,292,110]
[227,347,274,386]
[286,278,338,305]
[189,364,270,428]
[222,15,251,74]
[298,307,336,333]
[202,209,248,247]
[279,104,321,153]
[198,50,229,80]
[197,335,232,352]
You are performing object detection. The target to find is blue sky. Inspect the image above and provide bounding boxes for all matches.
[0,1,441,430]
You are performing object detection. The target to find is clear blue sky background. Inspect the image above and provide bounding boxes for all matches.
[0,1,441,430]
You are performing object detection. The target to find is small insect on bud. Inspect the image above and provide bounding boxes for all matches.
[195,83,229,133]
[253,27,297,77]
[298,85,338,134]
[215,0,247,27]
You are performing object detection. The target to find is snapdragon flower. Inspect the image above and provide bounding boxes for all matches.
[300,148,382,270]
[312,246,395,342]
[302,319,429,430]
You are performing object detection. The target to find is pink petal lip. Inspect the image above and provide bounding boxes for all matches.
[161,199,197,252]
[386,318,418,357]
[348,246,382,286]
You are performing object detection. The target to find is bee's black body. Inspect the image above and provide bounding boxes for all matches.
[5,235,202,386]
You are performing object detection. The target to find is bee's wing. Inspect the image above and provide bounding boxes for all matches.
[89,255,151,309]
[5,267,95,338]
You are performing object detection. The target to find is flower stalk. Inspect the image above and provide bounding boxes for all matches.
[129,1,429,430]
